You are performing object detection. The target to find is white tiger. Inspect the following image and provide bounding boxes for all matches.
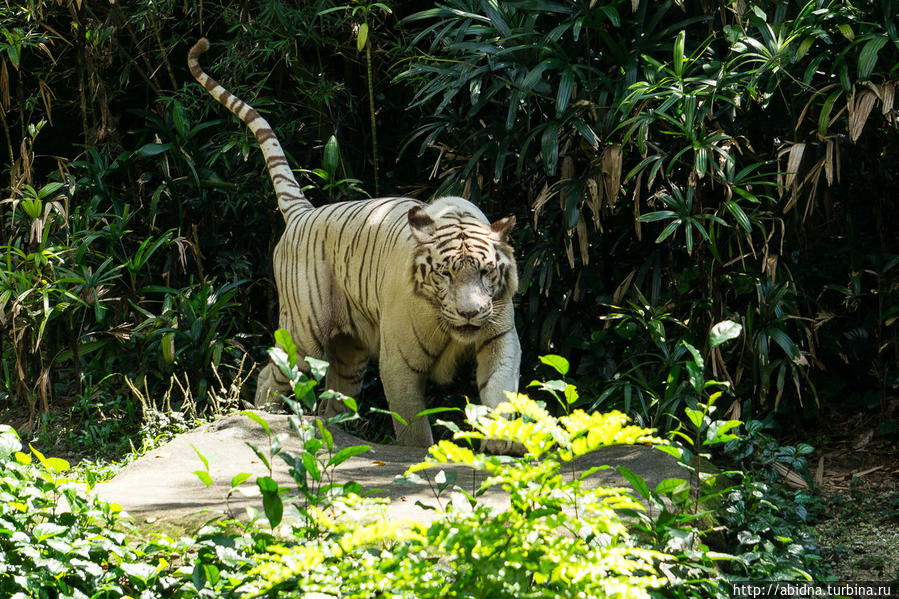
[188,38,521,447]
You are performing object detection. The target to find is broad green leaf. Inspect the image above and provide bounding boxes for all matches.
[710,320,742,348]
[29,444,69,473]
[241,410,271,436]
[564,383,578,406]
[231,472,252,488]
[655,220,681,243]
[654,477,689,496]
[357,22,369,52]
[161,331,176,364]
[323,135,339,179]
[190,444,210,470]
[258,476,283,527]
[837,24,854,41]
[705,420,742,445]
[685,407,704,429]
[274,329,298,368]
[122,561,157,583]
[33,522,67,541]
[302,452,321,481]
[795,36,814,61]
[539,354,569,376]
[317,419,334,451]
[193,470,213,487]
[344,395,359,412]
[136,143,172,157]
[307,356,330,380]
[681,340,704,369]
[617,465,650,500]
[327,445,371,467]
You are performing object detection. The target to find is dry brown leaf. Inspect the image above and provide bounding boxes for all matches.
[848,89,877,142]
[824,138,834,185]
[852,465,883,477]
[532,184,551,229]
[784,142,805,193]
[601,144,622,211]
[558,155,575,226]
[576,214,589,265]
[633,170,643,241]
[564,235,575,269]
[881,81,895,116]
[586,177,601,226]
[852,428,874,449]
[773,462,809,489]
[0,59,9,111]
[612,269,637,306]
[38,79,54,126]
[865,81,883,101]
[801,158,825,222]
[36,42,54,62]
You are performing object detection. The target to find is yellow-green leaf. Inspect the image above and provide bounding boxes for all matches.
[357,22,369,52]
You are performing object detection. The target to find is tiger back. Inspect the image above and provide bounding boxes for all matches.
[188,38,521,447]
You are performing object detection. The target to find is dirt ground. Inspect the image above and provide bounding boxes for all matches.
[805,408,899,582]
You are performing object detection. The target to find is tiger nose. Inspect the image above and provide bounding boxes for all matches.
[458,308,480,320]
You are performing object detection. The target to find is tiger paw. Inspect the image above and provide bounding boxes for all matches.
[481,438,526,456]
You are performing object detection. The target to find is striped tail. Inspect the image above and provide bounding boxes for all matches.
[188,38,312,218]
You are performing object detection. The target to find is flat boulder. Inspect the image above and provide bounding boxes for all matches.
[96,411,684,530]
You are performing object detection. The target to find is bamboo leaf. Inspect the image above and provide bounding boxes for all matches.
[857,36,887,81]
[724,200,752,232]
[556,68,574,116]
[815,83,840,137]
[541,121,560,176]
[673,30,685,78]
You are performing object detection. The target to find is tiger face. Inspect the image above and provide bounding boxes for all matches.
[408,204,516,342]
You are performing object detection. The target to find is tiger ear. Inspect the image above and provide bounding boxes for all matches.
[490,215,516,242]
[408,206,436,243]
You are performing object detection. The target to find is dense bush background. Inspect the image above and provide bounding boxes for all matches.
[1,0,897,447]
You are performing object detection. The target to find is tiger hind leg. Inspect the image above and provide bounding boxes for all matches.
[322,333,369,418]
[254,320,327,409]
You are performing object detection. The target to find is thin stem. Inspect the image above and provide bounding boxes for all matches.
[365,24,379,196]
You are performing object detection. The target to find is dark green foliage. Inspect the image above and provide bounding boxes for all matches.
[400,0,899,423]
[1,354,825,597]
[1,0,897,451]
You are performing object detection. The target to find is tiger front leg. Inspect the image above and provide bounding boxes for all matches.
[475,315,521,410]
[475,312,522,455]
[378,347,434,447]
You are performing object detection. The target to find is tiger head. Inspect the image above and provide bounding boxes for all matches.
[408,200,517,342]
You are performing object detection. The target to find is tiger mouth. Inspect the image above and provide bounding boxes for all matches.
[451,324,482,335]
